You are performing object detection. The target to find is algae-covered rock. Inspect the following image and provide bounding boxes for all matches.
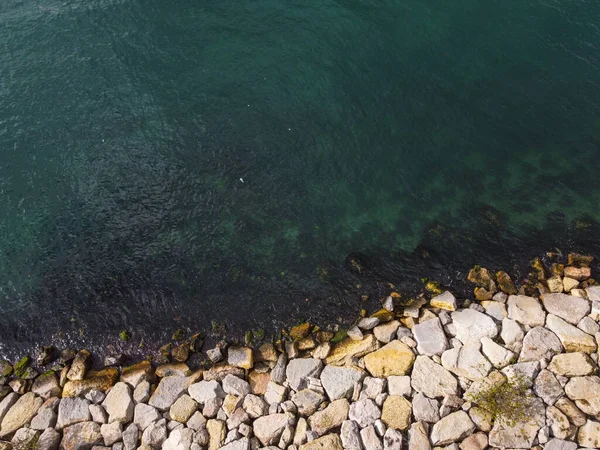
[66,350,91,381]
[364,340,415,377]
[496,271,518,295]
[325,334,379,366]
[172,343,190,363]
[568,253,594,267]
[0,362,12,378]
[120,360,153,388]
[13,356,31,378]
[290,323,311,341]
[468,266,495,289]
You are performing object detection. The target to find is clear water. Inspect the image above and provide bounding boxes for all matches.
[1,0,600,352]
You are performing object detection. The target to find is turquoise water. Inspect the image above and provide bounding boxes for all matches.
[1,0,600,350]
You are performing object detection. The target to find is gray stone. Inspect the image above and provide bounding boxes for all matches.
[134,403,161,431]
[286,359,323,392]
[37,427,61,450]
[578,316,600,335]
[222,375,251,398]
[101,421,123,446]
[488,397,545,448]
[430,411,475,445]
[253,413,289,446]
[358,317,380,330]
[31,406,57,429]
[89,404,108,423]
[31,372,61,399]
[270,354,287,384]
[142,418,167,448]
[264,382,287,405]
[347,326,364,341]
[519,326,563,362]
[11,428,41,450]
[544,438,577,450]
[227,347,253,370]
[349,398,381,428]
[320,365,365,401]
[534,369,564,405]
[218,437,250,450]
[411,356,458,398]
[0,393,18,424]
[507,295,546,326]
[341,420,362,450]
[67,350,91,381]
[186,411,207,431]
[412,392,439,423]
[148,376,190,411]
[202,397,222,418]
[61,421,103,450]
[133,381,150,404]
[85,389,106,404]
[103,382,134,424]
[291,389,324,416]
[412,318,448,356]
[541,293,590,324]
[242,394,268,419]
[373,321,400,344]
[122,423,139,450]
[57,396,91,429]
[501,361,540,387]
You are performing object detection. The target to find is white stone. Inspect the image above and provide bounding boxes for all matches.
[163,427,194,450]
[57,397,91,429]
[430,291,457,311]
[360,425,382,450]
[222,375,250,398]
[430,411,475,445]
[546,314,597,353]
[349,398,381,428]
[341,420,362,449]
[373,321,400,344]
[253,414,289,446]
[148,376,190,411]
[141,419,168,448]
[548,352,596,376]
[320,365,365,400]
[383,428,403,450]
[408,421,430,450]
[564,376,600,415]
[411,356,458,398]
[242,394,268,418]
[133,403,161,431]
[264,382,287,405]
[103,382,134,424]
[412,392,439,423]
[577,419,600,448]
[412,318,448,356]
[451,309,498,346]
[578,316,600,335]
[441,344,492,381]
[387,376,411,397]
[188,380,226,405]
[481,337,515,368]
[218,437,250,450]
[541,293,590,324]
[348,326,364,341]
[544,438,577,450]
[500,318,524,346]
[488,397,545,448]
[100,421,122,446]
[507,295,546,326]
[480,301,507,321]
[519,326,563,362]
[358,317,380,330]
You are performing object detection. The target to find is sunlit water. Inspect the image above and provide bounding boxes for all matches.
[1,0,600,353]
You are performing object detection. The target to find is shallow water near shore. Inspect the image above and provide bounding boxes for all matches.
[1,0,600,356]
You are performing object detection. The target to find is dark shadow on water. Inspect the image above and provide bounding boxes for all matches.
[1,203,600,361]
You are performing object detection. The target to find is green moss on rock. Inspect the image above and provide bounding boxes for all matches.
[13,356,31,378]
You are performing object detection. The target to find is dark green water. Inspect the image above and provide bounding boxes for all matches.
[1,0,600,352]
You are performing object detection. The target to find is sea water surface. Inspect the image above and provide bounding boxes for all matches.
[1,0,600,354]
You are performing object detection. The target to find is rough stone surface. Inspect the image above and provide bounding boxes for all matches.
[441,344,492,381]
[320,365,365,400]
[546,314,597,353]
[411,356,458,398]
[170,394,198,423]
[519,326,563,362]
[57,397,92,430]
[430,291,457,311]
[253,414,289,446]
[488,397,545,448]
[451,309,498,345]
[381,395,411,430]
[507,295,546,327]
[412,318,448,356]
[309,399,349,436]
[565,376,600,415]
[534,369,564,405]
[430,411,475,446]
[104,382,134,424]
[364,341,415,377]
[542,293,590,324]
[61,421,103,450]
[133,403,160,431]
[299,433,343,450]
[577,419,600,448]
[148,376,190,411]
[292,389,325,416]
[286,359,323,392]
[548,352,596,376]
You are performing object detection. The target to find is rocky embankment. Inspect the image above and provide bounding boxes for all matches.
[1,254,600,449]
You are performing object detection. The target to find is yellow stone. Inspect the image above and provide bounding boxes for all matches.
[298,336,316,351]
[249,371,270,395]
[299,433,343,450]
[370,308,394,323]
[290,323,311,340]
[63,368,119,397]
[222,394,242,415]
[381,396,412,430]
[207,419,226,450]
[325,334,379,366]
[400,317,415,329]
[364,341,415,377]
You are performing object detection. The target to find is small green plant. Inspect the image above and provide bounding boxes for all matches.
[172,329,185,340]
[466,374,533,426]
[119,330,130,341]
